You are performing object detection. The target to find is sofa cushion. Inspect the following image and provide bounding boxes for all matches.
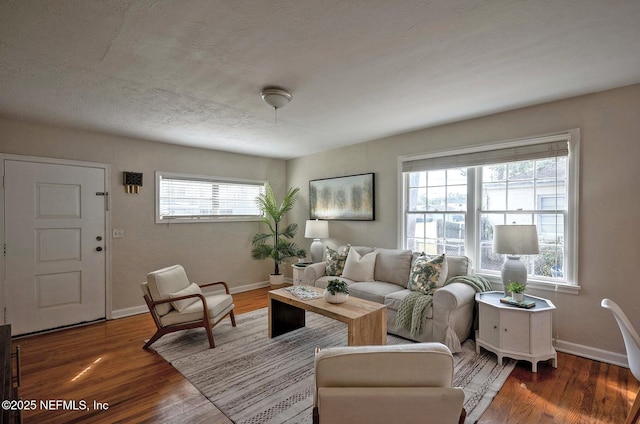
[326,245,350,276]
[408,254,448,294]
[160,293,233,327]
[342,250,377,282]
[348,282,404,304]
[445,255,471,278]
[169,282,203,312]
[373,248,413,287]
[384,289,433,318]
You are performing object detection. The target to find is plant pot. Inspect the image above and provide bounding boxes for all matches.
[512,292,524,302]
[270,273,285,288]
[324,290,348,304]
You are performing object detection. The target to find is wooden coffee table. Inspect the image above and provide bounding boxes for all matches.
[268,285,387,346]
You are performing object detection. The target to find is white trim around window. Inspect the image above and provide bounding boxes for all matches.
[398,129,580,295]
[155,171,266,224]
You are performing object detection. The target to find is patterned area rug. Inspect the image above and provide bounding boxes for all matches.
[150,308,515,424]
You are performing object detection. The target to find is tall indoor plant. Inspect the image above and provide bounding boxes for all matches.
[251,184,306,287]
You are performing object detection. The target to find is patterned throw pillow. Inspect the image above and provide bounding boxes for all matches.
[325,245,350,276]
[407,254,448,294]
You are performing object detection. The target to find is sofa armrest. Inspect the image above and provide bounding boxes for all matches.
[304,262,327,286]
[432,283,478,352]
[433,282,476,310]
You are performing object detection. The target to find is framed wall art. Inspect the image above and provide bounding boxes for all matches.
[309,173,375,221]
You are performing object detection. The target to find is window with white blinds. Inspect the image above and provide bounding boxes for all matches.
[400,130,580,290]
[155,172,266,223]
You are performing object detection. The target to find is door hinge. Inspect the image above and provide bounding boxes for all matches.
[96,192,109,211]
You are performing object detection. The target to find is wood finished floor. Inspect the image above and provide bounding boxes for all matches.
[11,287,637,423]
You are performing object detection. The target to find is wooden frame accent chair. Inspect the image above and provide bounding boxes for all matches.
[313,342,466,424]
[141,265,236,349]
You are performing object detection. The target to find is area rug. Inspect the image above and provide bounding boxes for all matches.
[150,308,515,424]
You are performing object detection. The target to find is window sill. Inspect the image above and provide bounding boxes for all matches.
[479,273,580,295]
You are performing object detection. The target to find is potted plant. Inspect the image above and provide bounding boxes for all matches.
[324,279,349,304]
[295,248,308,263]
[251,184,306,288]
[507,281,526,302]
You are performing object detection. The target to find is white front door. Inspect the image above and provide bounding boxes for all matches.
[4,159,107,335]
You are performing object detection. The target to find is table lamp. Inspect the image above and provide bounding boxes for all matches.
[493,224,539,295]
[305,219,329,263]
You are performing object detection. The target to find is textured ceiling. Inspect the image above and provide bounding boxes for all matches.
[1,0,639,159]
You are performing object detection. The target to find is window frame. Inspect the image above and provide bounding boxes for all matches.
[398,129,580,294]
[155,171,266,224]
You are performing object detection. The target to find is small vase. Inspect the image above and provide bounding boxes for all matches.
[324,290,348,304]
[512,292,524,302]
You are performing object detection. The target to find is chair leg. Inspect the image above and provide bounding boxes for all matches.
[143,330,166,350]
[205,325,215,349]
[230,310,237,327]
[626,388,640,424]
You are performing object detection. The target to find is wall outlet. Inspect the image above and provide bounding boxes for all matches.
[113,229,125,238]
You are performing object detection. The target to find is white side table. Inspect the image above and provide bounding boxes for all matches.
[475,291,557,372]
[291,264,307,285]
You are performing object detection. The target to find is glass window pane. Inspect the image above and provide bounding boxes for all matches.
[507,161,534,180]
[482,182,506,210]
[506,181,534,210]
[427,170,446,186]
[409,172,426,187]
[447,185,466,211]
[427,186,446,211]
[447,168,467,185]
[408,187,426,211]
[483,164,506,182]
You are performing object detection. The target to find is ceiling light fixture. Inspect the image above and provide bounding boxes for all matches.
[261,87,292,123]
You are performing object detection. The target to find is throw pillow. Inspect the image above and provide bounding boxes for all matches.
[325,245,350,276]
[169,282,203,312]
[342,249,377,282]
[407,254,448,294]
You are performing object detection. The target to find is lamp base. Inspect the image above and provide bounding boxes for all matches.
[310,239,324,263]
[501,255,528,296]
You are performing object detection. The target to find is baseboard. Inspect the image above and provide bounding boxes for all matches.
[110,280,272,319]
[111,305,148,319]
[555,339,628,368]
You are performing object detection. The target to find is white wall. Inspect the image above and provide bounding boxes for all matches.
[287,83,640,358]
[0,117,289,315]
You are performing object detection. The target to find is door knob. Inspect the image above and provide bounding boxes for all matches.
[96,247,103,252]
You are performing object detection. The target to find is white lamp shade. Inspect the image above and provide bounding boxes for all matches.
[493,225,539,255]
[305,220,329,239]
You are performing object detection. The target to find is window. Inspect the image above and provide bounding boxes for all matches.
[401,130,579,290]
[155,172,265,223]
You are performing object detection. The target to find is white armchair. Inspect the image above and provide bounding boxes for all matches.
[313,342,465,424]
[141,265,236,349]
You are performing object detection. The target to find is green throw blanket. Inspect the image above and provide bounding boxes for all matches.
[396,275,493,339]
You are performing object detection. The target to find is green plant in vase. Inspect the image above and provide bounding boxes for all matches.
[251,184,306,287]
[507,281,526,302]
[324,279,349,304]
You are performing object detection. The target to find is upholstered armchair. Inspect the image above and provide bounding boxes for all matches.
[313,342,466,424]
[141,265,236,349]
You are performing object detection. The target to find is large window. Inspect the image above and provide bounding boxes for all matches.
[156,172,265,223]
[401,131,579,290]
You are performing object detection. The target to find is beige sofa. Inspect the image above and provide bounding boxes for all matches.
[304,246,478,353]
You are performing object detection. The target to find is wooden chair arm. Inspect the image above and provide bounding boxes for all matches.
[148,293,208,308]
[201,281,231,294]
